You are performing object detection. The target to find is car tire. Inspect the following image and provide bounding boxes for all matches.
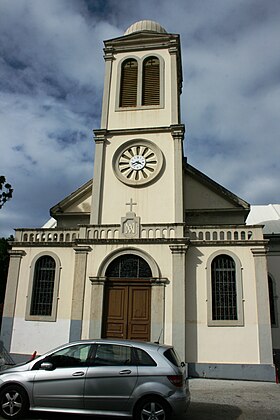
[0,384,29,419]
[134,396,171,420]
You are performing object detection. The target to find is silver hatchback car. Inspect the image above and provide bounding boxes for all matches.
[0,339,190,419]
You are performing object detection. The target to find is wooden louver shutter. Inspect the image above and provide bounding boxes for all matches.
[142,57,160,106]
[119,59,138,107]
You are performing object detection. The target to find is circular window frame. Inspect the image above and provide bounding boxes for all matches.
[112,139,164,187]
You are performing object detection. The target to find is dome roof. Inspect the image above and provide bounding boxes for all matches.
[124,20,167,35]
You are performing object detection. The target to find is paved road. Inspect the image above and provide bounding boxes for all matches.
[0,378,279,419]
[188,378,280,419]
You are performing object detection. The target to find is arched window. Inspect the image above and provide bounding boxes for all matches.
[268,275,276,326]
[142,56,160,106]
[30,256,56,316]
[106,254,152,278]
[119,58,138,107]
[211,254,237,321]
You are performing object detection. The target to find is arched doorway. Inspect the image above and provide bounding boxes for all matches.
[102,254,152,341]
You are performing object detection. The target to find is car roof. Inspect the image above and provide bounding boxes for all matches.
[67,339,172,351]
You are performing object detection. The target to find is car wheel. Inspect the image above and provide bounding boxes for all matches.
[135,397,171,420]
[0,384,29,419]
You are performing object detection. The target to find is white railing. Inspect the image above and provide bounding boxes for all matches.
[15,223,185,242]
[187,225,263,242]
[81,223,185,240]
[14,225,263,243]
[15,229,79,243]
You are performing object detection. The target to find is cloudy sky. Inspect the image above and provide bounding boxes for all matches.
[1,0,280,237]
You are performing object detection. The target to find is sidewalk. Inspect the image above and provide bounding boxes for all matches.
[188,378,280,419]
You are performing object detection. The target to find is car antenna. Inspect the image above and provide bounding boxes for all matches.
[154,328,163,344]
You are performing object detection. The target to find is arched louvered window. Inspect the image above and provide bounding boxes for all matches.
[119,58,138,107]
[268,275,276,326]
[211,254,237,321]
[106,255,152,278]
[142,56,160,106]
[30,256,55,316]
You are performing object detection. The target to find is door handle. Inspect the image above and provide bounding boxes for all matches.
[72,371,85,377]
[119,369,132,375]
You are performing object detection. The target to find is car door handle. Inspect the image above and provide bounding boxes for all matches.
[72,371,85,377]
[119,369,132,375]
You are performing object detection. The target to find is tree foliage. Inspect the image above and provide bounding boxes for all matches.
[0,236,13,304]
[0,176,13,209]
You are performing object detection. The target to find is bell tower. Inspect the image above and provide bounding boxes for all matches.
[90,20,185,231]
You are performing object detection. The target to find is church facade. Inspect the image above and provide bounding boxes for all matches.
[2,20,279,381]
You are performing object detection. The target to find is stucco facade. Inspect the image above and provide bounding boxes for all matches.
[1,20,277,382]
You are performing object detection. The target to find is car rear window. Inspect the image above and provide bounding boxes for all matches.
[134,348,157,366]
[163,348,181,367]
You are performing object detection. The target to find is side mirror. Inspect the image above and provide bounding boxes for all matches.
[40,362,54,371]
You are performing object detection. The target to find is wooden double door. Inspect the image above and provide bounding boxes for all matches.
[102,279,151,341]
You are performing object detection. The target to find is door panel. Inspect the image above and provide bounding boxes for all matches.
[84,365,137,411]
[128,287,151,341]
[102,282,151,341]
[103,286,128,339]
[33,367,87,409]
[84,344,137,412]
[32,343,92,409]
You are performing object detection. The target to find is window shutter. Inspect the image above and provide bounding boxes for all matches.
[119,59,138,107]
[142,57,160,106]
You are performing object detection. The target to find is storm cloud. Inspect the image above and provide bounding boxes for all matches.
[1,0,280,236]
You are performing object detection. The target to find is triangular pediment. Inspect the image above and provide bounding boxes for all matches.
[184,161,250,225]
[50,180,92,227]
[105,31,178,48]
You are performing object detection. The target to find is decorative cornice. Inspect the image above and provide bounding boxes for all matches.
[97,126,177,137]
[103,32,180,54]
[251,247,268,257]
[78,238,187,245]
[89,276,107,285]
[73,246,92,254]
[103,47,115,61]
[150,277,169,286]
[171,124,185,141]
[169,244,189,254]
[10,242,77,248]
[8,250,26,258]
[93,129,108,144]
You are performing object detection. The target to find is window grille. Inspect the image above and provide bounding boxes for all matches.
[268,276,276,325]
[106,255,152,278]
[30,256,55,316]
[211,255,237,320]
[119,59,138,107]
[142,57,160,106]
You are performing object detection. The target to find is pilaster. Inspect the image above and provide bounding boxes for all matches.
[88,277,106,338]
[150,278,169,343]
[171,124,185,224]
[90,130,107,225]
[1,250,26,351]
[251,247,273,364]
[170,244,188,360]
[69,246,92,342]
[101,49,115,129]
[169,41,181,124]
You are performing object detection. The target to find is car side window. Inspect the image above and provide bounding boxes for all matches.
[93,344,132,366]
[134,347,157,366]
[33,344,92,370]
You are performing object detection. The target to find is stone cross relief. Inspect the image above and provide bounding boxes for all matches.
[126,198,137,213]
[121,198,141,238]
